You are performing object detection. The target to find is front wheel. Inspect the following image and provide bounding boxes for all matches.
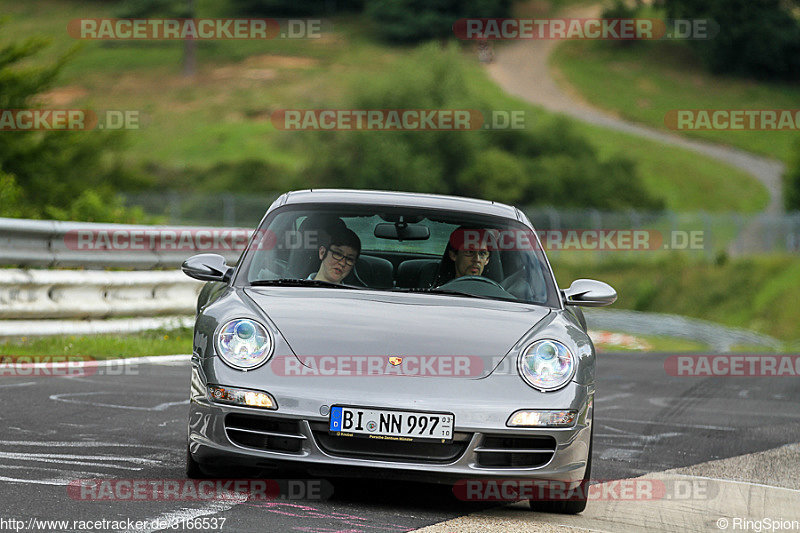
[529,428,592,514]
[185,444,205,479]
[186,442,258,479]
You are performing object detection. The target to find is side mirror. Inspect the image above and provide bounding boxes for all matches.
[563,279,617,307]
[182,253,234,282]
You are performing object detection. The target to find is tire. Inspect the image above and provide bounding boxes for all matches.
[185,444,205,479]
[186,444,256,479]
[530,427,593,514]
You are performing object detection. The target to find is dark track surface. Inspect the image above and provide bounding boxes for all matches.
[1,352,798,532]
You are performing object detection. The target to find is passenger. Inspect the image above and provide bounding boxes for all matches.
[309,226,361,284]
[434,227,491,286]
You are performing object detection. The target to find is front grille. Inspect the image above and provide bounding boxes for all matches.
[310,422,471,463]
[225,413,305,454]
[475,434,556,468]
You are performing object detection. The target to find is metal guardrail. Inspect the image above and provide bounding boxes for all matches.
[0,217,246,269]
[0,269,202,320]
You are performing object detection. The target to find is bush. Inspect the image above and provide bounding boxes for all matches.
[366,0,512,43]
[231,0,364,16]
[600,0,643,47]
[0,27,151,222]
[665,0,800,81]
[784,141,800,211]
[0,172,26,218]
[302,43,663,210]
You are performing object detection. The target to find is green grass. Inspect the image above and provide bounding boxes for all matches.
[553,255,800,343]
[0,328,192,359]
[0,0,770,213]
[578,125,769,213]
[459,48,767,213]
[551,38,800,163]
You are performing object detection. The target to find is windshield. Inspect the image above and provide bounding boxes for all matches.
[236,203,560,307]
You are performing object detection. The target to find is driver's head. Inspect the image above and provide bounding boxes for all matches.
[447,228,490,278]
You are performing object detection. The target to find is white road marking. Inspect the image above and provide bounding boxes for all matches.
[0,440,157,447]
[0,452,148,470]
[49,391,189,411]
[0,475,72,486]
[0,451,160,464]
[0,463,117,477]
[0,382,36,388]
[599,416,735,431]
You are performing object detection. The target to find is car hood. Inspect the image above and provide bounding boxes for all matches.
[243,287,550,378]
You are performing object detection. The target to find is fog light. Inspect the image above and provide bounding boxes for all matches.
[207,385,276,410]
[507,410,577,427]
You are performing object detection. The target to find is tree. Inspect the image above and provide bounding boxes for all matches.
[117,0,197,76]
[231,0,364,16]
[366,0,512,43]
[0,26,148,222]
[302,44,663,210]
[784,142,800,211]
[665,0,800,81]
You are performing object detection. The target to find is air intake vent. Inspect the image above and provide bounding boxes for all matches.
[475,435,556,468]
[225,413,305,454]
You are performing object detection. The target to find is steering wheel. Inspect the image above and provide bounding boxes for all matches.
[439,275,503,290]
[437,275,516,299]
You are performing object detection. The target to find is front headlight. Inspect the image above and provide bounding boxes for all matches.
[517,339,575,391]
[215,318,273,370]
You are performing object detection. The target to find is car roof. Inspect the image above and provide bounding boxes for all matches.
[279,189,522,221]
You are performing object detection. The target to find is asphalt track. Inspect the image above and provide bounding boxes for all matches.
[1,353,799,533]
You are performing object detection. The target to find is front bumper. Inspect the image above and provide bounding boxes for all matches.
[187,359,593,484]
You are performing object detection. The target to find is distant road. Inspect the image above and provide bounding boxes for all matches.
[485,4,785,214]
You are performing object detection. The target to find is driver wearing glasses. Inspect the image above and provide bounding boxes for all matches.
[434,227,492,286]
[449,245,490,278]
[309,226,361,284]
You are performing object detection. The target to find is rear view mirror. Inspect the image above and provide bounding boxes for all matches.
[374,223,430,241]
[563,279,617,307]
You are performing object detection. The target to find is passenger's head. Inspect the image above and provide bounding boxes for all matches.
[436,227,491,284]
[316,226,361,284]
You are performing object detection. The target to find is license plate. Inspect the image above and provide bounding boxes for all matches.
[329,406,454,442]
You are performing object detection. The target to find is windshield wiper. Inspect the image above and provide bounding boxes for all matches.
[249,278,363,289]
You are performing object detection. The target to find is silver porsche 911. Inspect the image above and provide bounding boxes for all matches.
[182,189,616,513]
